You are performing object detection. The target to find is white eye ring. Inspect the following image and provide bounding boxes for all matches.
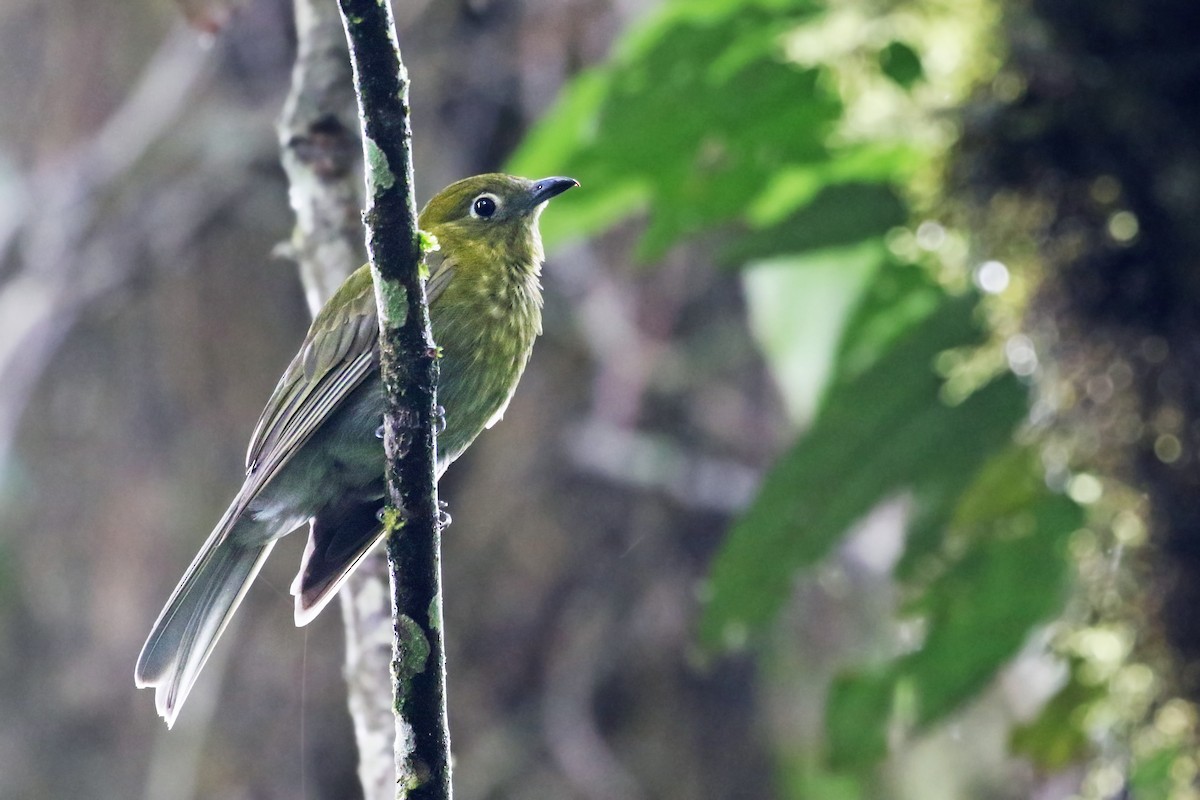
[470,193,501,219]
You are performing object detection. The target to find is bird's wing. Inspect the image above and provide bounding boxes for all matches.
[239,252,455,512]
[241,266,380,503]
[425,248,454,304]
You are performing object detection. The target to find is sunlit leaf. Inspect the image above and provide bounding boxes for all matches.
[947,443,1047,527]
[509,2,847,260]
[537,179,648,252]
[743,243,886,424]
[833,262,944,384]
[901,494,1080,723]
[778,754,867,800]
[1009,660,1103,770]
[509,69,607,168]
[701,294,1027,646]
[826,670,893,769]
[898,442,1039,579]
[745,143,924,228]
[1129,746,1183,800]
[825,471,1081,768]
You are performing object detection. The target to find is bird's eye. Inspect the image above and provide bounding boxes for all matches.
[471,194,499,219]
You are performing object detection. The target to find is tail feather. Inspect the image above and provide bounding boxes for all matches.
[135,531,275,728]
[291,501,385,627]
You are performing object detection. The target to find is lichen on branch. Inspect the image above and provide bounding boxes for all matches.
[336,0,451,796]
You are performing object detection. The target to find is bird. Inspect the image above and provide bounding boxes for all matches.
[135,173,578,727]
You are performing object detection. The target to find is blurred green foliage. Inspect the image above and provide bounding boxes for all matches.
[508,1,916,261]
[1010,659,1105,770]
[510,0,1091,794]
[829,472,1080,766]
[1127,745,1184,800]
[704,291,1028,641]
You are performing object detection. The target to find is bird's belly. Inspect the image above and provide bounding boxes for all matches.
[434,336,529,464]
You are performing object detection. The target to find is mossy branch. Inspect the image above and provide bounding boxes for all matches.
[336,0,451,797]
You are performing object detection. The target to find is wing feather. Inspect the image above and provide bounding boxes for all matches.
[241,267,378,500]
[240,250,456,515]
[425,250,454,306]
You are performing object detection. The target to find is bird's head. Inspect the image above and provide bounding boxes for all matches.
[418,173,578,268]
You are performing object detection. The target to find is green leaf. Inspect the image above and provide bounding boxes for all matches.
[825,475,1082,768]
[832,262,944,384]
[512,0,931,263]
[878,41,924,89]
[537,178,648,252]
[510,2,846,259]
[947,443,1048,527]
[723,183,907,264]
[745,143,924,228]
[507,69,610,175]
[613,46,842,260]
[826,670,894,769]
[701,294,1027,646]
[896,431,1042,583]
[1009,660,1103,770]
[901,495,1080,723]
[507,70,648,249]
[777,755,866,800]
[742,242,886,424]
[1129,746,1183,800]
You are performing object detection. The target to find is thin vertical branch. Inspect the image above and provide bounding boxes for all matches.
[336,0,451,797]
[276,0,399,797]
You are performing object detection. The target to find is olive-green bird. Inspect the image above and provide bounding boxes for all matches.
[135,173,578,727]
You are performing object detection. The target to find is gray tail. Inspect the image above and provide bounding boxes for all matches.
[135,514,276,728]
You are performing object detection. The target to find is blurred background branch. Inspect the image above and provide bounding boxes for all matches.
[0,23,213,466]
[275,0,397,797]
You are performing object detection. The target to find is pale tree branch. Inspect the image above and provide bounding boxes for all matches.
[275,0,398,797]
[0,23,212,467]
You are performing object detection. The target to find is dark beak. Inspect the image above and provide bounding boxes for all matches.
[529,176,580,205]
